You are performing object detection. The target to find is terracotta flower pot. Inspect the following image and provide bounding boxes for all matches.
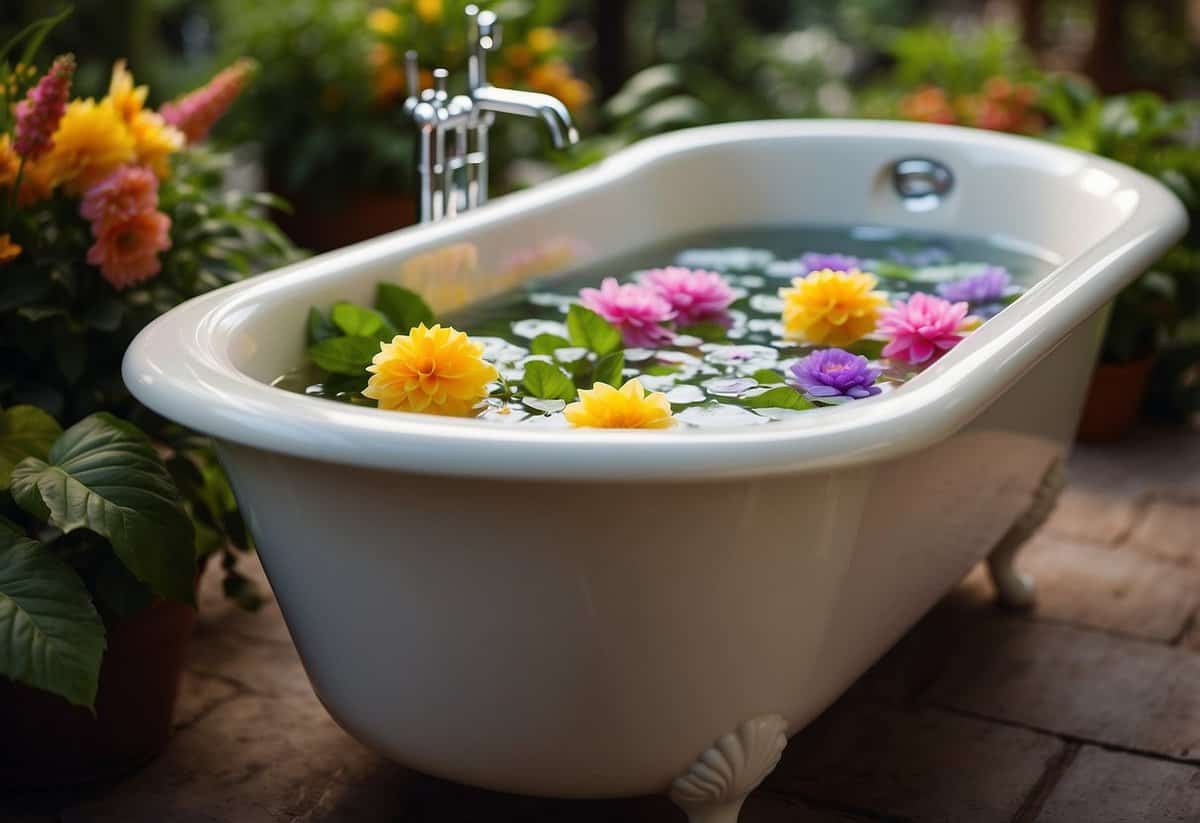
[273,186,417,253]
[0,598,196,787]
[1077,356,1155,443]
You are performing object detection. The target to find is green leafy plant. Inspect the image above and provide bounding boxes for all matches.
[0,410,194,709]
[1037,77,1200,419]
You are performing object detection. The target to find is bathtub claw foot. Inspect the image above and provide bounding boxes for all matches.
[669,714,788,823]
[987,458,1066,609]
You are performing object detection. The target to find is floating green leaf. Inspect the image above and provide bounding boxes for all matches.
[847,339,886,360]
[522,360,577,402]
[743,387,814,411]
[0,518,105,710]
[566,304,622,356]
[530,333,571,356]
[752,369,787,385]
[678,322,728,342]
[0,405,61,490]
[375,282,435,331]
[307,307,338,344]
[10,414,196,604]
[592,351,625,388]
[308,336,380,375]
[331,302,393,339]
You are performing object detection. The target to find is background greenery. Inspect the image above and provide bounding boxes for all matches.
[1,0,1197,420]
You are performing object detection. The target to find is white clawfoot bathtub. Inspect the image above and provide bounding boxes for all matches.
[124,121,1185,822]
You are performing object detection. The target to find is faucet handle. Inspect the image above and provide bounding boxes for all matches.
[476,9,501,51]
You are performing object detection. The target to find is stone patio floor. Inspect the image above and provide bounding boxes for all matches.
[5,425,1200,823]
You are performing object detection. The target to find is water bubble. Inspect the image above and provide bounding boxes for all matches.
[676,403,770,428]
[665,385,706,404]
[766,259,807,279]
[676,248,775,271]
[748,294,784,314]
[512,318,569,339]
[524,398,567,414]
[703,376,759,396]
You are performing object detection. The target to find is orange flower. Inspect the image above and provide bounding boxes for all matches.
[0,234,22,265]
[86,208,171,290]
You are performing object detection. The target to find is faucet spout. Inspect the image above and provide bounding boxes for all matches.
[471,85,580,148]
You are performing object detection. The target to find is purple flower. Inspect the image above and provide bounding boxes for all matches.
[802,252,861,273]
[936,266,1012,304]
[789,348,882,399]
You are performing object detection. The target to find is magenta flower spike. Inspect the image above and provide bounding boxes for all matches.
[13,54,75,160]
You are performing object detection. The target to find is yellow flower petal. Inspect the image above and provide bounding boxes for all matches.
[564,378,674,429]
[363,323,497,417]
[40,99,136,193]
[780,268,886,347]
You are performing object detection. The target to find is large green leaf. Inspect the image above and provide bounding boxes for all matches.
[308,335,380,375]
[375,282,435,331]
[522,361,576,402]
[10,414,196,604]
[0,518,105,710]
[566,304,623,356]
[0,405,62,490]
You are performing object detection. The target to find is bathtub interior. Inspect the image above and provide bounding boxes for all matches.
[224,124,1139,387]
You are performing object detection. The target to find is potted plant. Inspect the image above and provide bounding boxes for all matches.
[872,25,1200,439]
[215,0,591,251]
[0,16,297,782]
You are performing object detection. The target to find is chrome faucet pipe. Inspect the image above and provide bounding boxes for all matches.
[404,6,580,223]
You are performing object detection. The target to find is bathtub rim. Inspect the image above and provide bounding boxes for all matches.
[122,119,1188,482]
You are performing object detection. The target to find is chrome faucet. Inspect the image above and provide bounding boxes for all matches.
[403,4,581,223]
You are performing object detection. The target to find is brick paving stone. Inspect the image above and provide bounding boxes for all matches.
[171,670,238,731]
[1034,746,1200,823]
[1125,498,1200,566]
[930,616,1200,761]
[1043,487,1140,545]
[1015,534,1199,641]
[766,701,1061,823]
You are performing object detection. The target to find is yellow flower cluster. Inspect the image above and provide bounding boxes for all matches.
[364,323,498,416]
[564,379,674,429]
[780,268,887,347]
[6,62,183,203]
[366,5,591,112]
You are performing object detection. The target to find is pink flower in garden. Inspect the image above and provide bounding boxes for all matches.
[879,292,977,365]
[579,277,675,348]
[639,266,735,325]
[159,58,255,144]
[86,208,172,290]
[13,54,75,160]
[80,164,158,224]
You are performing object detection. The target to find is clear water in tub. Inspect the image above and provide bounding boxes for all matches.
[274,224,1057,427]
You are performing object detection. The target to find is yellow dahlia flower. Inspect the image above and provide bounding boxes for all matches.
[364,324,497,416]
[368,8,402,35]
[40,98,136,193]
[106,61,183,178]
[564,379,674,429]
[415,0,442,23]
[780,268,887,346]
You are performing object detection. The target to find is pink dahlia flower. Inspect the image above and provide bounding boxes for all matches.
[639,266,735,325]
[579,277,675,348]
[80,165,158,224]
[160,58,254,144]
[879,292,976,365]
[13,54,75,160]
[86,209,172,290]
